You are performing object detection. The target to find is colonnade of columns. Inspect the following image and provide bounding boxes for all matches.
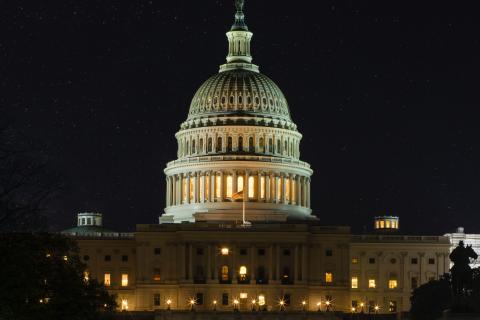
[165,170,311,208]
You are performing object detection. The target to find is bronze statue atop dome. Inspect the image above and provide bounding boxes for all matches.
[450,240,478,295]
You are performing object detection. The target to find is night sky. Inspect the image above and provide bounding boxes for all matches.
[2,1,480,234]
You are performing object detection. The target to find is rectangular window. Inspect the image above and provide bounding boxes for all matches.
[411,277,418,289]
[411,258,418,264]
[154,248,161,255]
[389,279,398,289]
[352,257,359,264]
[368,279,376,288]
[284,294,291,306]
[104,255,111,262]
[153,268,161,281]
[389,301,397,313]
[258,248,265,256]
[104,273,111,286]
[153,294,161,306]
[351,277,358,289]
[121,274,129,287]
[121,255,128,262]
[248,176,255,198]
[196,248,204,255]
[258,294,265,306]
[240,292,248,299]
[215,175,221,198]
[196,293,204,305]
[189,177,194,202]
[222,293,229,306]
[283,249,291,256]
[369,257,376,264]
[121,299,128,311]
[428,258,435,264]
[240,248,247,255]
[260,176,265,199]
[325,272,333,283]
[325,249,333,257]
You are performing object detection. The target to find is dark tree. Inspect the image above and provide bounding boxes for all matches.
[0,126,61,231]
[410,275,452,320]
[0,233,117,320]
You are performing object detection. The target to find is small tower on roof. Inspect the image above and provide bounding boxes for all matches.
[374,215,400,232]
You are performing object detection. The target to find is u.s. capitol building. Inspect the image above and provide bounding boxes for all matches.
[62,1,460,317]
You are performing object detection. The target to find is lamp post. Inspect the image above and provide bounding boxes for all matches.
[279,299,285,311]
[233,299,239,312]
[212,300,217,311]
[325,300,331,312]
[316,301,321,312]
[251,299,256,311]
[189,299,195,311]
[359,302,365,313]
[166,299,172,310]
[301,300,307,312]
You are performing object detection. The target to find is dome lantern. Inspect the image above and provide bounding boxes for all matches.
[220,0,259,73]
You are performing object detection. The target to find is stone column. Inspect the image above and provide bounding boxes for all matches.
[400,252,408,290]
[257,172,262,201]
[200,173,205,203]
[233,171,237,195]
[282,174,287,204]
[165,177,170,207]
[193,172,198,203]
[301,177,306,207]
[307,178,311,208]
[266,173,271,202]
[419,252,425,284]
[179,173,184,204]
[186,174,191,204]
[210,172,215,202]
[296,175,301,206]
[273,174,279,203]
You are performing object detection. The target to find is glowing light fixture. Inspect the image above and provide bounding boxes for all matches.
[221,247,229,255]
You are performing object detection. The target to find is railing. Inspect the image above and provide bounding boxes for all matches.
[351,234,449,243]
[166,155,311,169]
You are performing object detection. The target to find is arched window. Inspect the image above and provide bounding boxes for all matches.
[239,266,247,281]
[268,138,273,153]
[238,136,243,152]
[277,140,281,154]
[192,140,196,154]
[259,138,264,153]
[249,137,254,152]
[217,137,222,152]
[238,95,243,104]
[199,138,204,153]
[284,141,288,155]
[227,137,233,152]
[221,265,229,281]
[186,141,189,155]
[207,138,212,152]
[237,175,244,193]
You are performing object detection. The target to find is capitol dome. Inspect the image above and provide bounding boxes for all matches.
[186,70,293,125]
[160,1,314,224]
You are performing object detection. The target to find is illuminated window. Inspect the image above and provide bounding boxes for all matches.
[240,292,247,299]
[104,273,111,286]
[83,271,90,282]
[226,175,233,198]
[388,279,398,289]
[121,299,128,311]
[276,178,281,201]
[351,277,358,289]
[121,274,129,287]
[352,257,359,264]
[386,220,391,228]
[221,266,229,281]
[248,176,255,198]
[239,266,247,281]
[258,295,265,306]
[153,268,161,281]
[221,247,229,255]
[375,221,380,229]
[182,178,187,203]
[260,176,265,199]
[237,175,244,192]
[368,279,376,288]
[325,272,333,283]
[189,177,194,202]
[380,220,385,228]
[215,175,221,198]
[200,175,204,201]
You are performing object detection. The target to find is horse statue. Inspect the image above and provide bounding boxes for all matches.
[450,241,478,296]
